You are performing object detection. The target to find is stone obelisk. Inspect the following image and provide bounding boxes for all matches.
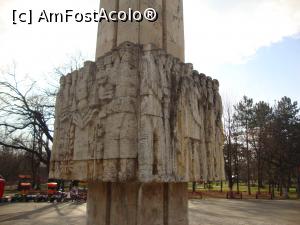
[50,1,225,225]
[96,0,185,62]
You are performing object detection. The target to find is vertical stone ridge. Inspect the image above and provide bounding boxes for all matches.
[113,0,120,48]
[106,182,112,225]
[162,0,167,50]
[136,183,143,225]
[135,2,142,181]
[137,0,141,45]
[163,183,169,225]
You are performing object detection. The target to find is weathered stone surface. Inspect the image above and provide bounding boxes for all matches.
[51,2,223,225]
[86,182,188,225]
[95,0,185,62]
[50,42,224,182]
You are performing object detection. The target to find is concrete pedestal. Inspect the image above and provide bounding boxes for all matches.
[87,182,188,225]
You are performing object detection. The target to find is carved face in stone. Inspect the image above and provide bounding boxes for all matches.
[97,76,114,102]
[66,74,72,84]
[200,75,207,87]
[62,75,72,100]
[120,48,132,62]
[172,61,181,75]
[207,78,213,89]
[59,76,65,88]
[213,79,219,92]
[165,56,173,72]
[193,75,200,84]
[77,72,88,101]
[159,53,167,65]
[104,54,112,66]
[185,64,193,75]
[193,70,199,76]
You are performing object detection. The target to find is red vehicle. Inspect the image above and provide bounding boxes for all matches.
[0,176,5,199]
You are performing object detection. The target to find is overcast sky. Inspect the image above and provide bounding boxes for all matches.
[0,0,300,105]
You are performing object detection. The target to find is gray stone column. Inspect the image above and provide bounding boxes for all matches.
[87,182,188,225]
[96,0,185,62]
[50,2,225,225]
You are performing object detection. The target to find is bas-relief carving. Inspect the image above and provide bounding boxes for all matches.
[50,42,225,182]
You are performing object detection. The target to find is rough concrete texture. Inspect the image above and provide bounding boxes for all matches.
[1,200,300,225]
[50,42,225,183]
[87,182,188,225]
[96,0,185,62]
[50,42,224,183]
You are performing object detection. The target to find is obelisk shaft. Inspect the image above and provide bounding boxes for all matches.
[96,0,185,62]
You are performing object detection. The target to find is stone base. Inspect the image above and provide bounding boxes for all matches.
[87,182,188,225]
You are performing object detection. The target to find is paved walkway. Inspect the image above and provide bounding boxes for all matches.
[189,199,300,225]
[0,199,299,225]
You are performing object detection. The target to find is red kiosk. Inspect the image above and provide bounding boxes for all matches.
[47,182,58,196]
[0,176,5,199]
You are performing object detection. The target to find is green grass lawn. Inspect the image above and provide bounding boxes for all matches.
[188,182,299,199]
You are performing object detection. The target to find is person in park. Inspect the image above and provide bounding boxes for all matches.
[70,180,79,202]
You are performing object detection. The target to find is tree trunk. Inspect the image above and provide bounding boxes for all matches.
[246,130,251,195]
[228,172,233,193]
[279,180,283,196]
[234,141,240,194]
[257,157,261,194]
[192,182,196,192]
[226,135,233,195]
[297,167,300,199]
[287,172,291,193]
[246,140,251,195]
[220,180,223,192]
[257,151,264,193]
[236,174,240,193]
[208,181,212,190]
[283,185,289,199]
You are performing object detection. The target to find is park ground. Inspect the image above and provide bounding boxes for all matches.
[4,182,299,200]
[0,199,300,225]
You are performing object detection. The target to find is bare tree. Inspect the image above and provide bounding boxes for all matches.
[223,102,234,195]
[0,67,55,172]
[0,55,85,177]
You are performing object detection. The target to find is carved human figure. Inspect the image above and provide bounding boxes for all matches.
[76,70,89,113]
[62,75,72,112]
[95,66,114,161]
[51,77,65,161]
[205,77,216,179]
[198,74,209,180]
[157,52,174,175]
[59,75,74,159]
[71,67,98,160]
[213,79,225,179]
[138,52,167,181]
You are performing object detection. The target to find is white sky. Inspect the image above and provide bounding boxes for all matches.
[184,0,300,69]
[0,0,300,103]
